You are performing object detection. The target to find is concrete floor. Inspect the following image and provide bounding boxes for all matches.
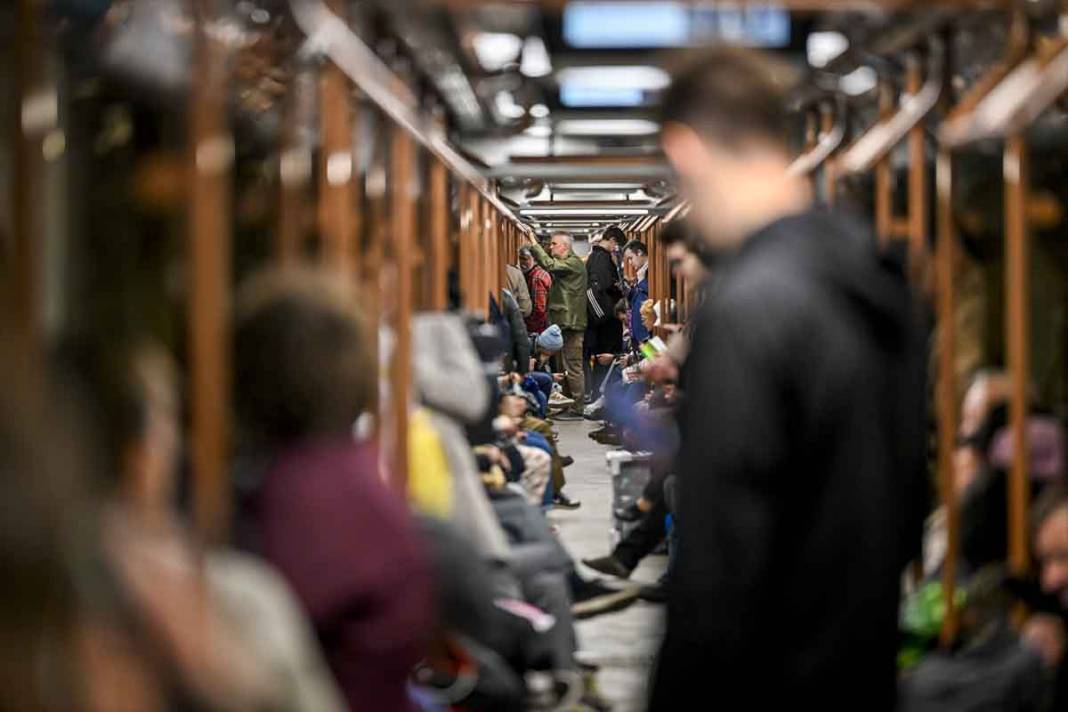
[548,419,667,712]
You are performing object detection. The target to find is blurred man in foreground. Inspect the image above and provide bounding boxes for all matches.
[650,47,926,709]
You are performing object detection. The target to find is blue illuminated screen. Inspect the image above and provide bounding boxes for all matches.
[563,2,791,49]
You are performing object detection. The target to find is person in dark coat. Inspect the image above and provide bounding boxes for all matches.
[650,47,927,710]
[584,227,625,397]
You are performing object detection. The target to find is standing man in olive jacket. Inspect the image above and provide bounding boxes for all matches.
[525,231,588,420]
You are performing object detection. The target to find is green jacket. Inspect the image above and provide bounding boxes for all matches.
[530,241,588,331]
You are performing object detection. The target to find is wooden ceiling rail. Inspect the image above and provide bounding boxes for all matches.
[837,37,945,176]
[951,38,1068,143]
[288,0,531,235]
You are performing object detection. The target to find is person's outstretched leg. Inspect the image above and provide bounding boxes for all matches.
[583,497,667,578]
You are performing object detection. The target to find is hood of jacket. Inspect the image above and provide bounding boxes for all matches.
[412,314,490,424]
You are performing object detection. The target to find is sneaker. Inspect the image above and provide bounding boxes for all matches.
[547,392,575,407]
[571,581,641,620]
[552,492,581,510]
[560,455,575,468]
[581,555,633,580]
[552,410,583,422]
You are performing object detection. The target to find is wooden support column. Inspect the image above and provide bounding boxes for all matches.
[461,185,477,312]
[906,54,929,284]
[935,148,961,645]
[12,0,44,340]
[489,210,499,302]
[1004,132,1031,578]
[428,160,449,310]
[875,82,895,246]
[478,197,489,316]
[472,196,482,314]
[389,123,415,492]
[820,104,837,207]
[278,65,314,265]
[319,2,358,274]
[803,111,818,197]
[188,0,232,542]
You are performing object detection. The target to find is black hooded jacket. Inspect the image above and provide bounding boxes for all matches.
[585,244,624,353]
[651,210,928,710]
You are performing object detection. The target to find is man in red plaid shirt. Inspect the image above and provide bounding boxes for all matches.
[519,246,552,335]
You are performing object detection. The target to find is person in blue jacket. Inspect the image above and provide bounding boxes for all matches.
[623,240,650,346]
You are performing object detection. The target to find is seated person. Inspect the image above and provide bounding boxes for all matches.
[524,325,567,411]
[500,392,574,507]
[232,268,433,712]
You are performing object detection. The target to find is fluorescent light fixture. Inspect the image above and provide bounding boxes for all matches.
[521,208,650,216]
[520,36,552,78]
[840,66,877,96]
[564,2,689,48]
[494,91,525,119]
[524,124,552,137]
[561,86,644,108]
[557,66,671,91]
[552,183,644,190]
[695,5,791,47]
[556,119,660,136]
[557,65,670,107]
[564,2,790,49]
[529,103,550,118]
[549,193,631,201]
[472,32,522,71]
[807,31,848,69]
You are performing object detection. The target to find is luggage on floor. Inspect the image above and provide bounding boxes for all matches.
[606,450,652,549]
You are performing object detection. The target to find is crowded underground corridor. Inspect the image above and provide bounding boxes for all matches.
[7,0,1068,709]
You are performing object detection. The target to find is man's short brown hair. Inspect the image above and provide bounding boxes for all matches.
[661,46,795,149]
[235,268,373,444]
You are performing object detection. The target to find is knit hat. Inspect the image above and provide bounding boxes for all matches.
[536,324,563,352]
